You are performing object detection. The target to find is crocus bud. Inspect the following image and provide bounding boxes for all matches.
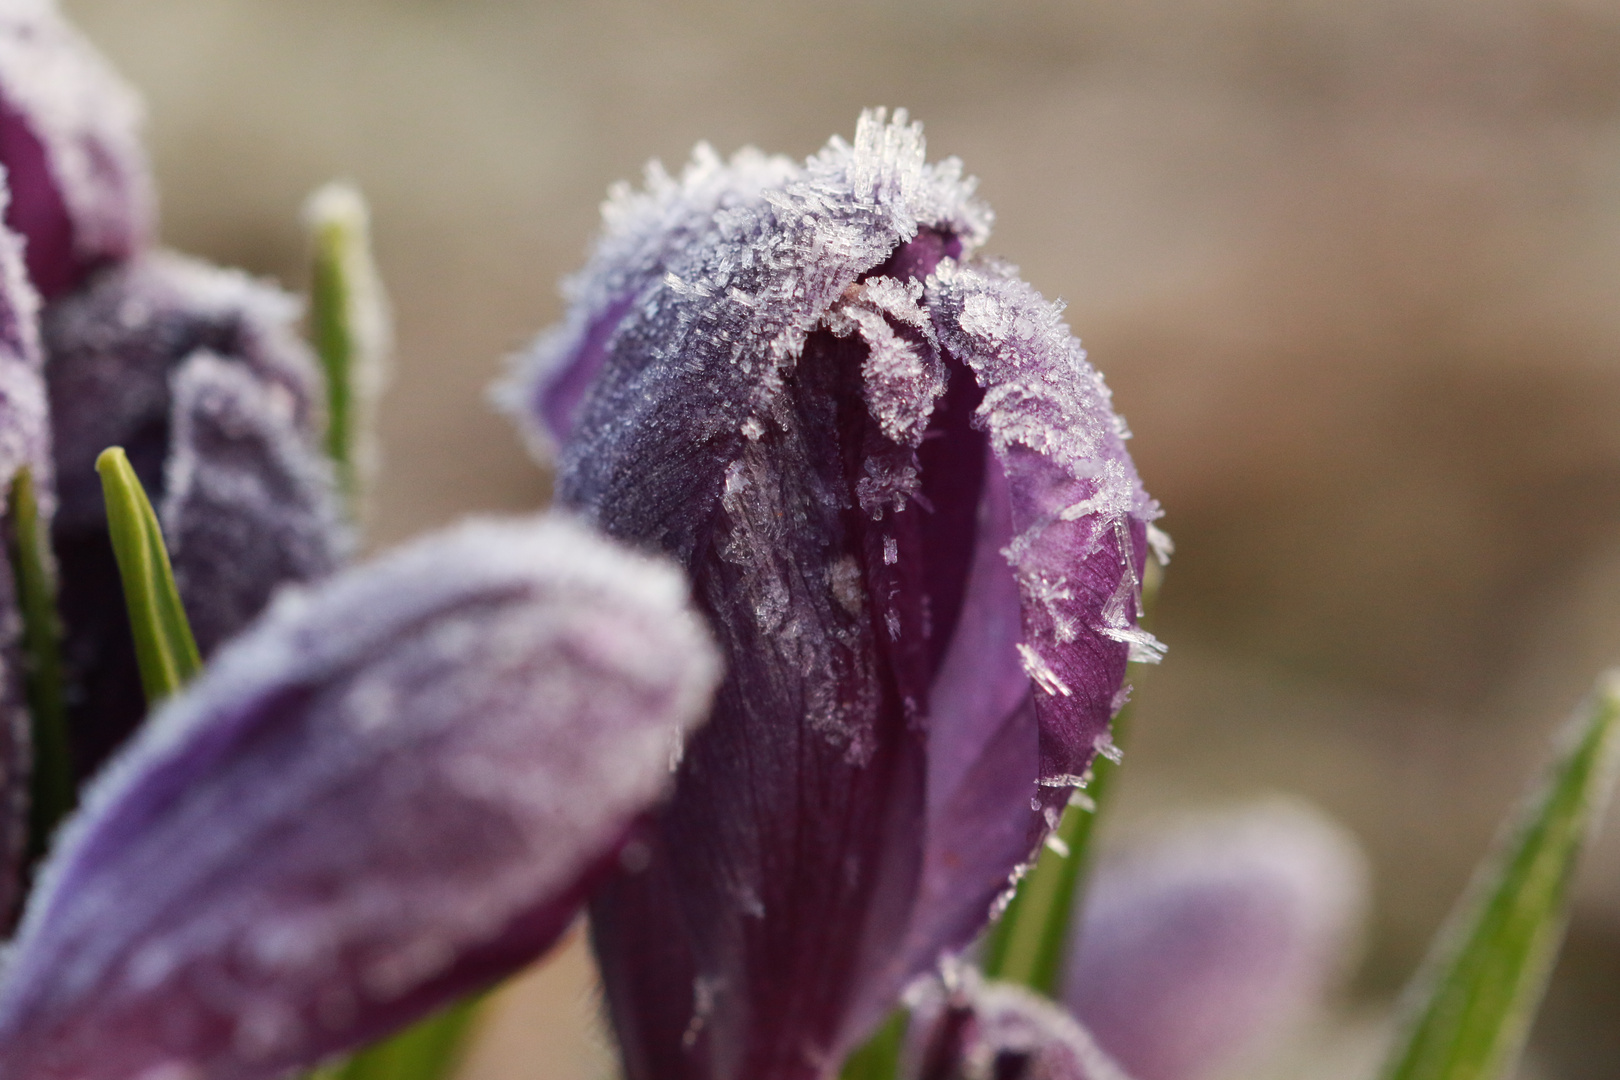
[1064,801,1368,1080]
[43,249,342,778]
[0,187,46,922]
[908,969,1135,1080]
[0,514,721,1080]
[0,0,151,299]
[508,109,1164,1080]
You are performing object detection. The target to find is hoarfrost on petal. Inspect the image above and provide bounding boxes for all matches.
[0,515,720,1080]
[0,0,151,298]
[907,970,1137,1080]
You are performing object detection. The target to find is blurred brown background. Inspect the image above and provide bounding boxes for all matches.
[60,1,1620,1076]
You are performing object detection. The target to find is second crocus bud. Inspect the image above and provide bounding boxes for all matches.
[0,513,720,1080]
[0,0,151,300]
[45,251,345,778]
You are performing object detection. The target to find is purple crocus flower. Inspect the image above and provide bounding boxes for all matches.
[0,0,346,780]
[908,968,1132,1080]
[44,251,344,779]
[1064,801,1367,1080]
[0,513,720,1080]
[506,109,1166,1080]
[0,0,151,300]
[905,800,1368,1080]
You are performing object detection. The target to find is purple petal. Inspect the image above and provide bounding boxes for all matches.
[43,250,326,778]
[557,110,992,1080]
[0,0,151,299]
[162,352,350,655]
[539,109,1159,1079]
[908,970,1136,1080]
[928,260,1163,799]
[0,199,48,925]
[1065,801,1368,1080]
[0,514,720,1080]
[498,144,802,457]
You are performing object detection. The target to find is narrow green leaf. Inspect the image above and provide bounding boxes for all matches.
[6,466,75,853]
[840,1008,907,1080]
[981,560,1163,997]
[309,997,482,1080]
[306,182,390,515]
[1378,671,1620,1080]
[96,447,200,702]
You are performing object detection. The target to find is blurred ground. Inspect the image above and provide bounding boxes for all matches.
[59,0,1620,1076]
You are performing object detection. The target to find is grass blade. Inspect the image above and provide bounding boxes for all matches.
[309,997,482,1080]
[306,182,390,514]
[96,447,200,702]
[6,466,75,852]
[839,1008,907,1080]
[1378,671,1620,1080]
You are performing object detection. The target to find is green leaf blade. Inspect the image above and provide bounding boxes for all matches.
[7,466,76,852]
[310,996,482,1080]
[1379,672,1620,1080]
[96,447,201,702]
[839,1008,907,1080]
[306,182,390,515]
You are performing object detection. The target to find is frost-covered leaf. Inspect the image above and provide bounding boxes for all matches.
[1378,673,1620,1080]
[0,514,720,1080]
[0,0,151,299]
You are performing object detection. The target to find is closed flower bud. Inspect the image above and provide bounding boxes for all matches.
[507,109,1166,1080]
[0,514,720,1080]
[0,0,151,300]
[45,250,343,778]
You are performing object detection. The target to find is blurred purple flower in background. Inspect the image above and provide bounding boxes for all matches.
[0,0,346,784]
[907,801,1367,1080]
[0,514,720,1079]
[507,108,1167,1080]
[1065,801,1366,1080]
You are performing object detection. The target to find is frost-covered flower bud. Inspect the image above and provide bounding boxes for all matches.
[0,186,46,923]
[44,250,344,778]
[0,514,720,1080]
[908,970,1135,1080]
[506,109,1166,1080]
[0,0,151,299]
[1065,801,1368,1080]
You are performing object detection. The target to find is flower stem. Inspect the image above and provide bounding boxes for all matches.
[7,467,75,854]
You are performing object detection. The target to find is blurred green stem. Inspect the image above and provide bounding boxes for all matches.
[7,467,75,855]
[306,182,390,516]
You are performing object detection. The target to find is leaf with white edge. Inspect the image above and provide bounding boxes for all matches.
[1379,671,1620,1080]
